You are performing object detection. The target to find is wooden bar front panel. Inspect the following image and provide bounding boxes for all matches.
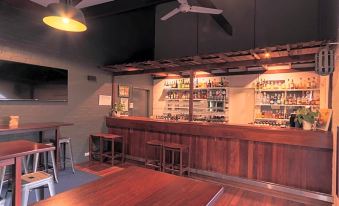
[107,117,332,194]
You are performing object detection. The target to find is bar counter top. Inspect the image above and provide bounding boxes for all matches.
[106,116,332,149]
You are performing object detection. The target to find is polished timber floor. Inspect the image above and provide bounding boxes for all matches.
[0,162,330,206]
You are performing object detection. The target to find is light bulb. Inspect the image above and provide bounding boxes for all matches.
[62,18,70,24]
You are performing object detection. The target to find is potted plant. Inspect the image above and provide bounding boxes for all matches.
[296,108,318,130]
[111,102,124,117]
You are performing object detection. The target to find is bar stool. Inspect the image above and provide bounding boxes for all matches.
[90,133,125,165]
[4,171,55,206]
[145,140,163,171]
[100,133,125,165]
[22,171,55,206]
[32,145,59,183]
[59,137,75,174]
[162,142,190,176]
[89,134,102,161]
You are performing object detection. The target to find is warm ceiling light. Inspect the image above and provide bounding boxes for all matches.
[264,52,271,58]
[43,3,87,32]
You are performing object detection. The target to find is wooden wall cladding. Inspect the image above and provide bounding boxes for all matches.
[107,118,332,194]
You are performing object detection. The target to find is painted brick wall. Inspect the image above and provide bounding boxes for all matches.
[0,44,112,163]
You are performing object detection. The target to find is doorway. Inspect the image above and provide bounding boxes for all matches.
[131,87,150,117]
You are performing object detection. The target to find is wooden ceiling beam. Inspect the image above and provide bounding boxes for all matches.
[106,54,315,76]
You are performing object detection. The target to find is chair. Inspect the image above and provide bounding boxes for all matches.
[59,137,75,174]
[145,140,163,171]
[162,142,190,176]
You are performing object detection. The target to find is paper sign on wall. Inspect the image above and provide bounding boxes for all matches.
[98,95,112,106]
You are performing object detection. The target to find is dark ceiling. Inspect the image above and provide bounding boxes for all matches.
[3,0,174,19]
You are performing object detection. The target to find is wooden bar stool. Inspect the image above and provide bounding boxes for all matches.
[89,134,102,161]
[162,142,190,176]
[90,133,125,165]
[145,140,163,171]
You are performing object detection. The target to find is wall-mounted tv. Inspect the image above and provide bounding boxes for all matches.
[0,60,68,101]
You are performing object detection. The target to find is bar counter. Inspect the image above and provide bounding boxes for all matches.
[106,116,332,194]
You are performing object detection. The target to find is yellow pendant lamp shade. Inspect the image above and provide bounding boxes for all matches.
[43,3,87,32]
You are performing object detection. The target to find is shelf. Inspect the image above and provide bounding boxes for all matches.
[255,104,320,107]
[165,99,225,101]
[164,87,228,91]
[256,88,320,92]
[255,118,289,121]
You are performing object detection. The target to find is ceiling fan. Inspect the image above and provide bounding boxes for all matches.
[161,0,222,21]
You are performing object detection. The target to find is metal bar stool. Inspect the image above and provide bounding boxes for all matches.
[145,140,163,171]
[162,142,190,176]
[99,133,125,165]
[59,137,75,174]
[32,146,59,183]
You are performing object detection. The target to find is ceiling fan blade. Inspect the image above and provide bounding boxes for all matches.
[161,8,180,21]
[195,0,233,36]
[178,0,188,4]
[29,0,58,7]
[75,0,114,9]
[189,6,222,14]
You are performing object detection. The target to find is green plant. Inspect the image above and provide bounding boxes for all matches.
[296,108,318,124]
[113,102,124,113]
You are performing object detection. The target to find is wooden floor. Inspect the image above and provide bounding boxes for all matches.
[75,161,331,206]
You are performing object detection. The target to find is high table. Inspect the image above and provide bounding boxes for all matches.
[0,122,73,168]
[0,140,55,206]
[34,166,224,206]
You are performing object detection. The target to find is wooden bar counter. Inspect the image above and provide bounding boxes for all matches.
[106,116,332,194]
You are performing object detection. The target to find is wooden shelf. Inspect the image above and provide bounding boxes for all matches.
[164,87,228,91]
[256,88,320,92]
[255,118,289,121]
[255,104,320,107]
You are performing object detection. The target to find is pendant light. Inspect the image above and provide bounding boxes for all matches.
[43,1,87,32]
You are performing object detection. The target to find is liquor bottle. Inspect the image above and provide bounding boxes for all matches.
[208,80,212,88]
[277,94,281,104]
[195,78,199,88]
[292,94,297,105]
[296,95,301,105]
[286,79,290,89]
[290,79,295,89]
[311,77,316,89]
[307,78,311,89]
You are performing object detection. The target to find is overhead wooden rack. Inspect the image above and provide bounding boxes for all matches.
[101,40,331,77]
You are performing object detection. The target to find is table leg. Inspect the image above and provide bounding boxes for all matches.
[55,127,61,170]
[12,157,22,206]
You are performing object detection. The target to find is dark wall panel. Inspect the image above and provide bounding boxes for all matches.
[255,0,319,46]
[155,0,334,59]
[155,1,198,59]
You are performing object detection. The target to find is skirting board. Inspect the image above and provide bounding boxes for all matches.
[125,154,333,203]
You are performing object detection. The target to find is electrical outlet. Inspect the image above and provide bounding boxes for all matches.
[84,152,89,157]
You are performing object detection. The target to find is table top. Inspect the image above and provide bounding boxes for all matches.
[0,122,73,135]
[34,166,224,206]
[0,140,55,161]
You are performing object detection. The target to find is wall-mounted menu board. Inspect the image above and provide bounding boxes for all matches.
[0,60,68,101]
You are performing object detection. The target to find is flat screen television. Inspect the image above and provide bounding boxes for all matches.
[0,60,68,101]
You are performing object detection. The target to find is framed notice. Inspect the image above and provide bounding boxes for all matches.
[317,109,332,131]
[120,98,129,112]
[118,85,130,98]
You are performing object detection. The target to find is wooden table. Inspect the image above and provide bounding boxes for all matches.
[0,140,55,206]
[34,166,224,206]
[0,122,73,168]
